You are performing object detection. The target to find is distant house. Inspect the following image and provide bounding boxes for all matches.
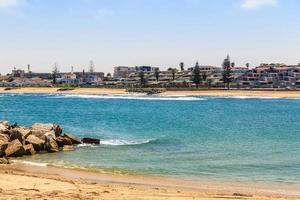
[58,73,78,84]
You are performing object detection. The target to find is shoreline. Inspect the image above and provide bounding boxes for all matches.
[0,162,299,199]
[1,87,300,98]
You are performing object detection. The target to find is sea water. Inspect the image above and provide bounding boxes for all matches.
[0,93,300,185]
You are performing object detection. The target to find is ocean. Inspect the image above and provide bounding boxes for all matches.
[1,93,300,186]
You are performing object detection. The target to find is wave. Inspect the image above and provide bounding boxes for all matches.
[13,160,48,167]
[218,96,282,99]
[49,94,204,101]
[101,139,155,146]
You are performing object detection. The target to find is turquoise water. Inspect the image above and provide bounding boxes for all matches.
[0,93,300,185]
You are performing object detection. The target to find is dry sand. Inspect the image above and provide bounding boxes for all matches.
[0,162,299,200]
[1,87,300,98]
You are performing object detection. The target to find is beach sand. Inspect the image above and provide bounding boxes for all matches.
[0,162,299,200]
[1,87,300,98]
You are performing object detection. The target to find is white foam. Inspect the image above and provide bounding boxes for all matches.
[15,160,48,167]
[220,96,282,99]
[50,94,203,101]
[101,139,155,146]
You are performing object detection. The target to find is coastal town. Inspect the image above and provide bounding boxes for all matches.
[1,55,300,89]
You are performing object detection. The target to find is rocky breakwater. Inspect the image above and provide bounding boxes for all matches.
[0,121,100,164]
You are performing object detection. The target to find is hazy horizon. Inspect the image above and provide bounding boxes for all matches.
[1,0,300,74]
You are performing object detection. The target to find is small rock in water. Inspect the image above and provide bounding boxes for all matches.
[82,138,100,145]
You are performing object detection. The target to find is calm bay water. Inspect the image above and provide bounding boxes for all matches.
[0,93,300,185]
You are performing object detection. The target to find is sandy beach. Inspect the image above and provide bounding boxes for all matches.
[0,162,299,200]
[1,87,300,98]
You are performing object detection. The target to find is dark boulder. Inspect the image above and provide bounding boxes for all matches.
[9,129,25,144]
[0,143,8,157]
[82,138,100,145]
[56,136,72,148]
[63,134,82,145]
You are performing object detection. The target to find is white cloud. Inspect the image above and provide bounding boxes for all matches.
[0,0,26,8]
[242,0,277,9]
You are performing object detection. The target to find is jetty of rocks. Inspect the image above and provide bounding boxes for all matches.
[0,121,100,164]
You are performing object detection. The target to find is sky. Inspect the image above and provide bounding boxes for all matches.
[0,0,299,74]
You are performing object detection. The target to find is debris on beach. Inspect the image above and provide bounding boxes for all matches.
[0,121,100,163]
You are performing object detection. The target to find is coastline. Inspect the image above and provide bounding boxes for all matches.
[1,87,300,98]
[0,162,299,200]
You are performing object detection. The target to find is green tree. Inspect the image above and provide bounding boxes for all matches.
[222,55,232,89]
[139,71,146,86]
[193,62,201,88]
[52,63,59,84]
[246,63,250,69]
[154,68,160,82]
[179,62,185,71]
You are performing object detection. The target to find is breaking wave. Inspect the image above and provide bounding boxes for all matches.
[14,160,48,167]
[49,94,204,101]
[101,139,155,146]
[77,139,156,147]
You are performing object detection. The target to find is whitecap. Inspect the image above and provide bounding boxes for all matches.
[101,139,155,146]
[49,94,204,101]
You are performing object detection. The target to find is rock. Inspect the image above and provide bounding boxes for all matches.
[56,136,72,148]
[0,123,10,134]
[0,134,10,143]
[82,138,100,145]
[53,125,62,137]
[5,139,26,157]
[31,130,47,140]
[45,136,59,153]
[45,130,57,140]
[63,145,75,151]
[0,121,10,127]
[0,143,8,157]
[0,157,9,164]
[12,127,32,138]
[25,135,45,152]
[9,130,25,144]
[63,134,82,145]
[32,123,62,137]
[23,144,36,155]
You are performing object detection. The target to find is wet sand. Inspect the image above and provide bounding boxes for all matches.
[0,162,299,200]
[1,87,300,98]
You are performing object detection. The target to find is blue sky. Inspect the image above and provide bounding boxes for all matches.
[0,0,299,73]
